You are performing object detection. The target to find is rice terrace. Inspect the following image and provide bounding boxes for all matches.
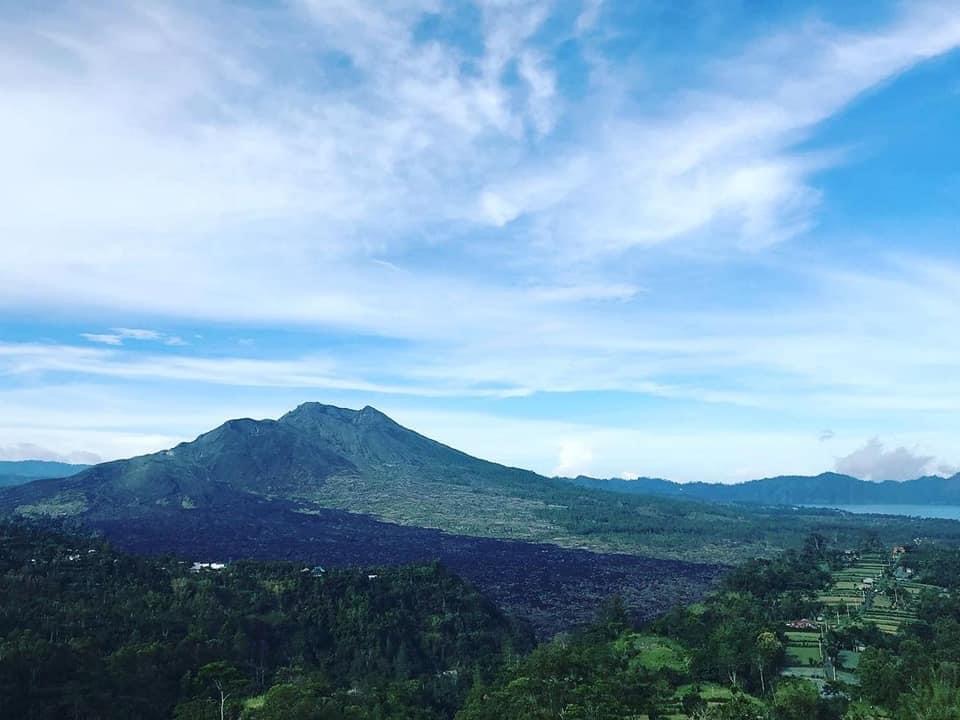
[781,545,944,689]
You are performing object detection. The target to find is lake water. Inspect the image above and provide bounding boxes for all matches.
[804,504,960,521]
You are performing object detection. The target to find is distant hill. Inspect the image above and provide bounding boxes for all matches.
[0,460,89,488]
[569,471,960,506]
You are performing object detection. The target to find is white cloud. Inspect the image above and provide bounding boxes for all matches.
[4,255,960,418]
[2,1,958,331]
[81,328,187,347]
[835,438,937,481]
[81,333,123,346]
[477,3,960,257]
[389,408,917,482]
[1,2,960,480]
[575,0,603,33]
[0,341,520,397]
[113,328,162,341]
[0,442,101,465]
[552,439,594,476]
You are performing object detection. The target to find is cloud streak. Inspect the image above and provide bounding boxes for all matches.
[80,328,186,346]
[2,1,959,325]
[3,255,960,418]
[1,1,959,479]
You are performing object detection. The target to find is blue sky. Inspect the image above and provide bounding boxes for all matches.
[2,0,959,482]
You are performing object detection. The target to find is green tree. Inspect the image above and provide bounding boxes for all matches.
[859,649,902,708]
[755,631,782,695]
[705,694,762,720]
[897,672,960,720]
[771,680,818,720]
[843,701,883,720]
[196,662,247,720]
[252,683,347,720]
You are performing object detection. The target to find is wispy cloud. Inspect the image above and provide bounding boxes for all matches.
[0,442,101,465]
[2,1,959,328]
[112,328,161,341]
[80,328,186,346]
[80,333,124,346]
[5,254,960,417]
[477,3,960,258]
[2,1,959,479]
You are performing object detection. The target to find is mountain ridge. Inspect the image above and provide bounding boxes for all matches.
[5,402,960,568]
[0,460,91,488]
[570,470,960,506]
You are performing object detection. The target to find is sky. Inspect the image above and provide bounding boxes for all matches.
[1,0,959,483]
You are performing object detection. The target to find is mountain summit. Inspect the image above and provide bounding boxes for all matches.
[4,403,960,569]
[0,403,542,526]
[0,404,730,638]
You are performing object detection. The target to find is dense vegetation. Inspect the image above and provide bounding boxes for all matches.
[6,520,960,718]
[460,536,960,719]
[850,544,960,715]
[0,520,532,720]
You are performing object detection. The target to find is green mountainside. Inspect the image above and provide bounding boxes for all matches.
[4,403,960,565]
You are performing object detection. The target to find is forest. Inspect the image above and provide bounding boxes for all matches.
[461,536,960,719]
[4,521,960,719]
[0,520,531,719]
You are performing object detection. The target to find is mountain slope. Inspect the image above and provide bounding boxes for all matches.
[2,403,555,528]
[570,471,960,506]
[4,414,355,518]
[0,404,731,636]
[4,403,960,567]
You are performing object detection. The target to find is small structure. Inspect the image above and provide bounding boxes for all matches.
[786,619,818,631]
[190,562,226,572]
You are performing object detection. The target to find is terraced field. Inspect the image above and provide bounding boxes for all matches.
[784,631,821,665]
[820,554,904,632]
[781,550,942,687]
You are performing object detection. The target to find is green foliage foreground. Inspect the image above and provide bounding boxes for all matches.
[0,521,531,720]
[4,521,960,719]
